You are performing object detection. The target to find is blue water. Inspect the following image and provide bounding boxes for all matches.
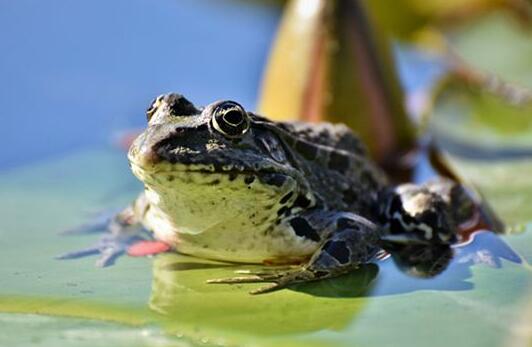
[0,0,281,169]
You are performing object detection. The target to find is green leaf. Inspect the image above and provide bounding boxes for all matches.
[450,13,532,90]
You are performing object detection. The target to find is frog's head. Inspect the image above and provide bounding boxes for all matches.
[128,93,308,235]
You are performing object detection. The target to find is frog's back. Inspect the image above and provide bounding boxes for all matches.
[261,118,388,214]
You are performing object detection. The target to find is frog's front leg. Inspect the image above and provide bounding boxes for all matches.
[208,213,382,294]
[58,193,169,266]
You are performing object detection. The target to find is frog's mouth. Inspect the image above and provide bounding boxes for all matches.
[129,159,294,190]
[127,127,305,191]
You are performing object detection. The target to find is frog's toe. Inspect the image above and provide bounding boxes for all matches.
[56,246,101,260]
[57,229,147,267]
[126,240,172,257]
[60,210,118,235]
[207,268,321,294]
[250,283,285,295]
[206,275,276,284]
[56,247,124,268]
[207,274,306,294]
[233,266,296,276]
[95,246,127,267]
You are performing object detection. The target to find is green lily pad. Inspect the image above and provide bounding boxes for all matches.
[450,13,532,90]
[430,77,532,152]
[0,313,186,347]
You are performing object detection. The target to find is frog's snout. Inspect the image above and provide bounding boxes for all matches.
[128,133,161,169]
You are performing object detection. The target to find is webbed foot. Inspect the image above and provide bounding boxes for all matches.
[57,228,148,267]
[58,194,169,267]
[207,267,330,294]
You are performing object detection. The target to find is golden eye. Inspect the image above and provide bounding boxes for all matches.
[211,101,250,138]
[146,95,163,121]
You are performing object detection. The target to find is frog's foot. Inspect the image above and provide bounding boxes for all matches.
[57,228,148,267]
[58,236,170,267]
[207,267,331,295]
[58,195,169,267]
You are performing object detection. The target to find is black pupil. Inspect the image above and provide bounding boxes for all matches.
[223,110,243,126]
[214,103,248,137]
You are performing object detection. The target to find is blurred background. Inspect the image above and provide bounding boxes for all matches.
[0,0,281,169]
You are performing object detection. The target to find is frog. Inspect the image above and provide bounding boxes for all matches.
[61,93,479,294]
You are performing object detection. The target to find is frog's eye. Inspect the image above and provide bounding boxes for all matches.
[146,95,163,122]
[211,101,250,138]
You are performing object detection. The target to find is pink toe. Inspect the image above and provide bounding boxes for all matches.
[127,240,171,257]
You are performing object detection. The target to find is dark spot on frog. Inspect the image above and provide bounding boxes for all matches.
[228,172,238,181]
[342,189,357,205]
[244,175,255,185]
[167,175,175,182]
[336,218,360,231]
[257,215,269,224]
[280,192,293,205]
[295,140,318,161]
[323,240,350,264]
[261,173,287,187]
[211,179,221,185]
[289,217,320,242]
[293,194,312,208]
[277,206,288,216]
[359,170,377,189]
[267,226,275,234]
[328,151,350,174]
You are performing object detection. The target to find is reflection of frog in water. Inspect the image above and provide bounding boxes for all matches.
[64,93,484,294]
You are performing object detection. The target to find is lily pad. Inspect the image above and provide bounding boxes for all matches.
[449,13,532,90]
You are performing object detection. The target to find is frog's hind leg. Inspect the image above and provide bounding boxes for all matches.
[58,193,170,267]
[377,179,481,246]
[208,213,382,294]
[377,179,484,277]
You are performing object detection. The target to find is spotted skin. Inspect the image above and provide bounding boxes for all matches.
[63,93,479,293]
